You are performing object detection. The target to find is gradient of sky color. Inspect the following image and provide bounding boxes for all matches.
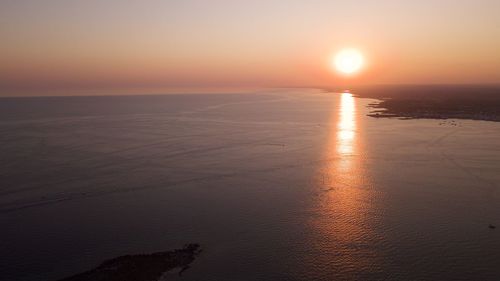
[1,0,500,95]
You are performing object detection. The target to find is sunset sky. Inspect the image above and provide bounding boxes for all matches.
[1,0,500,95]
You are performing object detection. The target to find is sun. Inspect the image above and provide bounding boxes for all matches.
[333,49,364,75]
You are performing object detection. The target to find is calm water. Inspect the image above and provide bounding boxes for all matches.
[1,89,499,280]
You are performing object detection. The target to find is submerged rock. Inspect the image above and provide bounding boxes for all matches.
[57,244,201,281]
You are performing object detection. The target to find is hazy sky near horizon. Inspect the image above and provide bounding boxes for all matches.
[1,0,500,95]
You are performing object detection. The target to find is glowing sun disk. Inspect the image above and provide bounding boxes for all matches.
[333,49,364,75]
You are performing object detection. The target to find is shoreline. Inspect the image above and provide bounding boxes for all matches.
[346,85,500,122]
[365,99,500,122]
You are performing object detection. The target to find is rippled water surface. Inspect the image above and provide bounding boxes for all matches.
[1,89,499,280]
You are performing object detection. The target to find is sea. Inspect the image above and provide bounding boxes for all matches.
[1,88,499,280]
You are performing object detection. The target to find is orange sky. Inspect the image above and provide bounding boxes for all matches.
[1,0,500,96]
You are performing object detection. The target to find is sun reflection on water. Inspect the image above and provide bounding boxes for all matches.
[337,93,356,164]
[304,92,379,278]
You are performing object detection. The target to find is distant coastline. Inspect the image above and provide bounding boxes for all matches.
[337,85,500,122]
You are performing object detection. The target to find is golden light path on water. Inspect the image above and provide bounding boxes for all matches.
[337,93,356,157]
[305,92,379,279]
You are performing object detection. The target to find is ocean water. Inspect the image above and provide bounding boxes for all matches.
[0,89,499,281]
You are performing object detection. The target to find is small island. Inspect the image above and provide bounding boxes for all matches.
[57,244,201,281]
